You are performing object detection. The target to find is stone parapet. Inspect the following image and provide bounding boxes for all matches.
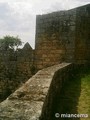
[0,63,74,120]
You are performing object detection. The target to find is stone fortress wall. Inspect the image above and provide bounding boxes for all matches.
[0,63,74,120]
[35,4,90,69]
[0,4,90,120]
[0,43,34,101]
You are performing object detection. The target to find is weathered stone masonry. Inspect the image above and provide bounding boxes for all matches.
[0,43,34,101]
[0,4,90,120]
[35,4,90,69]
[0,63,74,120]
[75,5,90,64]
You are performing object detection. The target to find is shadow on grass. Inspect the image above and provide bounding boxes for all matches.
[39,64,90,120]
[52,65,90,120]
[52,75,81,120]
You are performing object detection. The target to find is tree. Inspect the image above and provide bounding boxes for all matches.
[0,35,22,50]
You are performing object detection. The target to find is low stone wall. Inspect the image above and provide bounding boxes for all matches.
[0,63,75,120]
[0,61,32,102]
[39,63,74,120]
[0,43,34,102]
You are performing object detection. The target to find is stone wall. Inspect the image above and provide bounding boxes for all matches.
[75,4,90,64]
[0,4,90,119]
[0,43,34,101]
[35,4,90,69]
[35,10,76,69]
[39,63,75,120]
[0,63,75,120]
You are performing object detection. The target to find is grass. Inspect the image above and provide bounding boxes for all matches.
[54,69,90,120]
[78,74,90,120]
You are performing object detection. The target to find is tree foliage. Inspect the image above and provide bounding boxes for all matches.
[0,35,22,50]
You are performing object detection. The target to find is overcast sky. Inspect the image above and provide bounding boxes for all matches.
[0,0,90,48]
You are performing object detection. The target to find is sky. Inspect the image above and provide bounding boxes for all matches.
[0,0,90,49]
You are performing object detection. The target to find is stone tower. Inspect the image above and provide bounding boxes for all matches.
[35,4,90,69]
